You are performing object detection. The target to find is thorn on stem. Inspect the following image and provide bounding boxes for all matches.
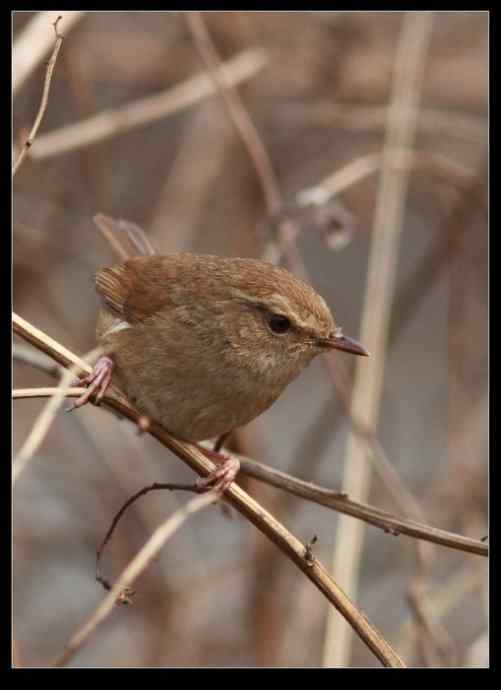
[304,534,318,566]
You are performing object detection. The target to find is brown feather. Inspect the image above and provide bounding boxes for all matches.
[95,257,176,323]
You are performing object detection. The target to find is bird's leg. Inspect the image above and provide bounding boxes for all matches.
[196,444,240,493]
[213,431,231,453]
[67,355,114,411]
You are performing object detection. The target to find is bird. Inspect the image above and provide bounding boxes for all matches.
[72,214,368,491]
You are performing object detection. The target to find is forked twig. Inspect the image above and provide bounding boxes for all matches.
[13,16,64,176]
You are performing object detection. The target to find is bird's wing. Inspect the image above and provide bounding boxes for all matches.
[95,256,176,324]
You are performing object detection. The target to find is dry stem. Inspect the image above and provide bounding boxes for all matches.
[323,11,436,668]
[13,16,64,176]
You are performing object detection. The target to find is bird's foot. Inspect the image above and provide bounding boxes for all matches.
[67,355,114,411]
[197,447,240,494]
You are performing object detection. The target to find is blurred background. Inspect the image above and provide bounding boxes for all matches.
[13,11,488,668]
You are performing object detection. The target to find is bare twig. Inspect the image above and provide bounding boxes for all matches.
[54,491,219,667]
[12,16,64,176]
[13,11,85,94]
[323,12,436,668]
[96,481,201,593]
[236,456,487,557]
[13,387,84,399]
[13,312,405,668]
[28,48,268,160]
[12,346,101,484]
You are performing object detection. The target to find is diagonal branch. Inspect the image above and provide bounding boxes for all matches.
[12,384,488,557]
[12,311,405,668]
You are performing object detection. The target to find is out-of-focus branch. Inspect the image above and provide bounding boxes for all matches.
[390,158,487,341]
[323,11,436,668]
[289,102,486,144]
[297,149,483,211]
[12,346,101,484]
[28,48,268,160]
[13,343,64,377]
[13,312,405,668]
[184,10,305,273]
[397,565,486,660]
[13,16,64,176]
[13,11,85,94]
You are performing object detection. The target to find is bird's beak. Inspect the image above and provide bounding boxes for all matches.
[320,332,370,357]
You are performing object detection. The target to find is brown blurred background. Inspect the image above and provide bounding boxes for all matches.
[13,11,488,668]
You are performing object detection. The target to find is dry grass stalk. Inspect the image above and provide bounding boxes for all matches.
[323,11,436,668]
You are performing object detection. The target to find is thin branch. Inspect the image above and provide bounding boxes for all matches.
[236,456,487,557]
[12,346,101,484]
[12,16,64,176]
[13,387,84,399]
[27,48,268,161]
[96,481,201,594]
[13,11,84,94]
[13,312,405,668]
[54,491,219,667]
[323,11,436,668]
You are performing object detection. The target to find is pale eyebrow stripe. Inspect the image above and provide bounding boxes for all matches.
[230,288,316,331]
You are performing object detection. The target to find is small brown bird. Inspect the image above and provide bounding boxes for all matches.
[73,216,368,490]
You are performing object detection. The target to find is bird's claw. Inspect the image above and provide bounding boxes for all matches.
[197,453,240,494]
[67,355,114,412]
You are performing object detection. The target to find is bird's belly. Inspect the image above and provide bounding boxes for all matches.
[114,361,281,441]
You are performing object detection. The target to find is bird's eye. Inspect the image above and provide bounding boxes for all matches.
[268,313,291,334]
